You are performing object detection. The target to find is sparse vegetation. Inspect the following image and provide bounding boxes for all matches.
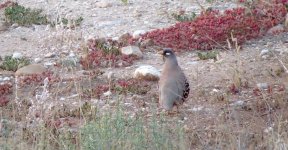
[142,1,287,50]
[4,3,48,26]
[80,38,138,69]
[120,0,129,4]
[1,0,288,149]
[197,50,219,60]
[172,10,197,22]
[0,55,30,71]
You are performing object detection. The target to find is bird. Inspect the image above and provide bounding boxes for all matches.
[158,48,190,113]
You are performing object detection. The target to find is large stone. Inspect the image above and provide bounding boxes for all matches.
[96,2,112,8]
[134,65,160,81]
[15,64,46,76]
[120,46,143,58]
[266,24,285,35]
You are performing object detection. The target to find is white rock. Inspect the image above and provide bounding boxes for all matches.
[3,77,10,81]
[34,58,42,63]
[12,52,23,59]
[69,52,76,57]
[11,23,19,28]
[191,106,204,112]
[260,49,269,56]
[132,30,146,38]
[103,91,112,97]
[120,46,143,58]
[107,71,114,81]
[134,65,160,81]
[44,62,55,67]
[257,83,269,90]
[44,52,56,58]
[266,24,284,35]
[96,2,112,8]
[230,100,244,107]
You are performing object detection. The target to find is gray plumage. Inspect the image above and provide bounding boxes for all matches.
[159,48,190,111]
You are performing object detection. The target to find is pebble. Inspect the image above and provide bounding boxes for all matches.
[34,58,42,63]
[3,77,10,81]
[103,91,112,97]
[132,30,146,38]
[44,52,56,58]
[257,83,269,90]
[12,52,23,59]
[95,2,112,8]
[44,62,55,67]
[260,49,269,56]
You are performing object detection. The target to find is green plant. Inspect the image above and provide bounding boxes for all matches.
[51,16,84,28]
[197,51,219,60]
[0,55,30,71]
[120,0,129,4]
[4,3,48,26]
[81,106,186,150]
[172,11,196,22]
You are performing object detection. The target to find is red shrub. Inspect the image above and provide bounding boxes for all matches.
[0,83,13,95]
[0,96,9,107]
[142,3,287,51]
[0,1,15,10]
[80,39,138,69]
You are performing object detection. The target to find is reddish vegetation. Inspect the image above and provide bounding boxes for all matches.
[82,78,153,98]
[80,39,138,69]
[19,71,60,86]
[0,1,15,10]
[0,96,9,107]
[141,2,287,50]
[0,83,13,95]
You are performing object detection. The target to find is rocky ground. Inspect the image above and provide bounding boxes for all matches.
[1,0,288,149]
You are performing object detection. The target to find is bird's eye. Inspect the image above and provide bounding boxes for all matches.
[165,52,171,56]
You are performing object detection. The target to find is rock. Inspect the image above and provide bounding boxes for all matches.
[134,65,160,81]
[120,46,143,58]
[0,22,9,31]
[3,77,10,81]
[11,23,19,28]
[44,62,55,67]
[260,49,269,56]
[69,52,76,57]
[44,52,56,58]
[12,52,23,59]
[34,58,42,63]
[15,64,46,76]
[103,91,112,97]
[107,71,114,81]
[186,61,198,65]
[266,24,285,35]
[132,30,146,39]
[257,83,269,90]
[96,2,112,8]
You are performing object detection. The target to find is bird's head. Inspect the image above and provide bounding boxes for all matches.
[161,48,177,62]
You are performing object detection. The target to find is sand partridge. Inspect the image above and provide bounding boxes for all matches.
[159,48,190,112]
